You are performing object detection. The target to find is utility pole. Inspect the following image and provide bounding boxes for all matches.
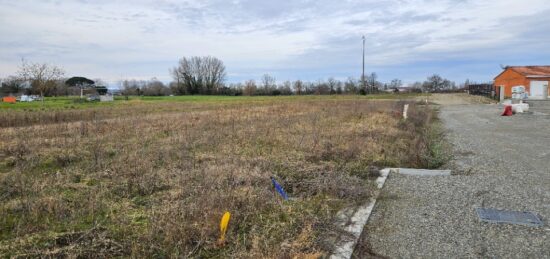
[362,35,366,94]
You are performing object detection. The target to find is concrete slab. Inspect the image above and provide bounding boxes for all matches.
[476,208,544,227]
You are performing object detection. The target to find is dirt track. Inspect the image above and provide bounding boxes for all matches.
[356,94,549,258]
[427,93,497,105]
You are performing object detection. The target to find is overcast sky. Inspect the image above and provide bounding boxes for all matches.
[1,0,549,86]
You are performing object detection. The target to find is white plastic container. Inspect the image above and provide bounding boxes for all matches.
[511,103,529,113]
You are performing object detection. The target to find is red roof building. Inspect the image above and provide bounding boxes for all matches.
[494,66,550,98]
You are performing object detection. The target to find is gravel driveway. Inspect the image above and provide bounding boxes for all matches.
[355,95,550,258]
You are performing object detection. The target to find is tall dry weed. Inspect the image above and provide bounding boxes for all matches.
[0,98,439,257]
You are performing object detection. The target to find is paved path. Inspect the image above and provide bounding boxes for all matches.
[355,95,550,258]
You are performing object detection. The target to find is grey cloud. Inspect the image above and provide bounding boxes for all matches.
[371,12,442,25]
[1,0,549,84]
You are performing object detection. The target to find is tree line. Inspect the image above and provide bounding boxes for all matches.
[0,60,109,97]
[1,56,465,97]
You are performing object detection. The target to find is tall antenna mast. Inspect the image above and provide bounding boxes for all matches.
[362,35,366,93]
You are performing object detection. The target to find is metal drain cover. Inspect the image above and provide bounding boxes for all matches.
[476,208,543,227]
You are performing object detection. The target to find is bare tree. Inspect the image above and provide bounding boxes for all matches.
[260,74,276,95]
[142,78,170,96]
[54,79,70,96]
[344,77,358,94]
[389,79,402,89]
[409,81,423,93]
[0,76,26,96]
[243,79,257,96]
[366,72,378,93]
[224,83,243,96]
[313,79,330,95]
[336,81,343,94]
[18,60,65,100]
[171,56,226,95]
[327,77,338,94]
[120,79,144,96]
[304,82,315,94]
[422,74,452,92]
[261,74,276,89]
[293,80,303,95]
[279,80,292,95]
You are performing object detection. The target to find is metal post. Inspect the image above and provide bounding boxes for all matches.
[362,35,365,93]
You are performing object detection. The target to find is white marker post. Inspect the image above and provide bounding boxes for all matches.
[403,104,409,120]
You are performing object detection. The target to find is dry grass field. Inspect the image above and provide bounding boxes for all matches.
[0,96,443,257]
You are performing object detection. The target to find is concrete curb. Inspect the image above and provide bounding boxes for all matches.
[396,168,451,176]
[330,168,390,259]
[330,168,451,259]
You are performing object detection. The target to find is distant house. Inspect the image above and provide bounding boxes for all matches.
[494,66,550,99]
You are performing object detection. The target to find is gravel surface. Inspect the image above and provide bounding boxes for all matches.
[355,95,550,258]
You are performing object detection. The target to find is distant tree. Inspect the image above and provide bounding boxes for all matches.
[65,77,94,87]
[140,78,169,96]
[279,80,293,95]
[327,77,338,94]
[120,79,144,96]
[409,81,423,93]
[422,74,452,92]
[304,82,316,94]
[53,79,70,96]
[243,79,257,96]
[389,79,402,90]
[169,81,186,95]
[344,77,358,94]
[260,74,276,95]
[0,76,26,96]
[66,76,95,97]
[336,81,343,94]
[313,79,330,95]
[366,72,379,93]
[217,83,240,96]
[224,83,243,96]
[18,60,65,99]
[261,74,276,88]
[170,56,226,95]
[293,80,304,95]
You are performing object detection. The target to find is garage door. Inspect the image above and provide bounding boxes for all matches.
[530,81,548,99]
